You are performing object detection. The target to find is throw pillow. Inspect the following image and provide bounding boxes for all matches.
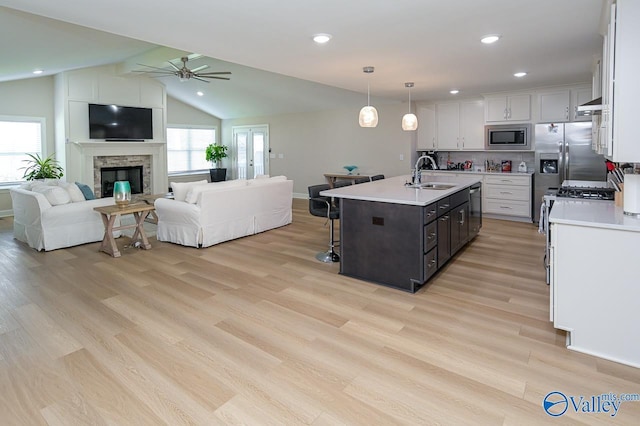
[75,182,96,200]
[59,181,86,202]
[31,185,71,206]
[170,180,208,202]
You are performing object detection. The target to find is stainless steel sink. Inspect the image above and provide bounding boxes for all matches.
[405,182,457,190]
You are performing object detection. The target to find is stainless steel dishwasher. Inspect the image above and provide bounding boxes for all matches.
[469,183,482,239]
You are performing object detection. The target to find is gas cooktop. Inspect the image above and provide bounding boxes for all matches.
[556,185,615,200]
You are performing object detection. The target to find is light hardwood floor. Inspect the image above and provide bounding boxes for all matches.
[0,199,638,425]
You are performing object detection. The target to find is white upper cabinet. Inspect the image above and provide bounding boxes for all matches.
[485,94,531,122]
[539,90,571,122]
[436,103,460,150]
[416,105,436,150]
[460,101,485,150]
[572,87,593,122]
[537,87,592,123]
[610,0,640,161]
[424,100,485,151]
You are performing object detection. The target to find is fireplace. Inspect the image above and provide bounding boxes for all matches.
[93,154,152,198]
[100,166,143,197]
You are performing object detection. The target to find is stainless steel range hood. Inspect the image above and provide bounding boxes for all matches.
[576,97,602,116]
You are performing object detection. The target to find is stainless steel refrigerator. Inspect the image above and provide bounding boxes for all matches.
[534,122,606,222]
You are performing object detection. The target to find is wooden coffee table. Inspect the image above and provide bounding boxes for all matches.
[93,203,156,257]
[134,193,174,224]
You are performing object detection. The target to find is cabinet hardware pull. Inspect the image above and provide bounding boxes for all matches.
[499,206,512,209]
[499,191,513,194]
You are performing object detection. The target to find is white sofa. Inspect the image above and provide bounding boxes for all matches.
[155,176,293,248]
[10,181,118,251]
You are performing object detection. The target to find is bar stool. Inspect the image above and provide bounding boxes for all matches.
[308,183,340,262]
[370,174,385,181]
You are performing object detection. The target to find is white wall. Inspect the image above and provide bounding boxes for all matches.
[167,96,221,127]
[0,76,55,216]
[221,102,417,197]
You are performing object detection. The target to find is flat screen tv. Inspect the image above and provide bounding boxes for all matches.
[89,103,153,141]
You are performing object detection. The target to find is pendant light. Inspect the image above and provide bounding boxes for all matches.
[402,82,418,131]
[359,66,378,127]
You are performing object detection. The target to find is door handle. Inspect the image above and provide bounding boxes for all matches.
[564,143,570,179]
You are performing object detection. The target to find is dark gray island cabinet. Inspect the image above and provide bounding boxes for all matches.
[322,176,481,293]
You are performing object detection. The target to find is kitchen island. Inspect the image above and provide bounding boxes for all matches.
[549,199,640,368]
[321,175,482,293]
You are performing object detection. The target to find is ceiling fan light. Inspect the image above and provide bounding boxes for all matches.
[402,113,418,131]
[359,106,378,127]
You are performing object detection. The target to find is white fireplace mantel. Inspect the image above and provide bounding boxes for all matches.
[67,141,168,196]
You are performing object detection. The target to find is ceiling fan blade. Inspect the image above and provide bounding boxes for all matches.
[167,61,181,71]
[190,65,209,73]
[191,76,210,83]
[202,76,231,80]
[133,69,176,75]
[135,63,173,72]
[198,72,231,77]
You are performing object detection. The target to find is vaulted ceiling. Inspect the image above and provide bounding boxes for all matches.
[0,0,604,119]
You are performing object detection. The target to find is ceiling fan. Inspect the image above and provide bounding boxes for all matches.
[134,56,231,83]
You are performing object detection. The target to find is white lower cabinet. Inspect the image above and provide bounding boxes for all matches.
[551,221,640,367]
[482,174,532,221]
[420,172,532,222]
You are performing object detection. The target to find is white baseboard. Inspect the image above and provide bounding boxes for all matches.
[293,192,308,199]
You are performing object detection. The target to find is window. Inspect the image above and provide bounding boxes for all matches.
[167,126,216,174]
[0,116,44,184]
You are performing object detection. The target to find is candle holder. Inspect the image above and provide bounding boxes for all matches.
[113,181,131,208]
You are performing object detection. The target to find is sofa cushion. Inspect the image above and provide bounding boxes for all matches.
[59,181,86,202]
[185,179,247,204]
[247,175,287,186]
[31,185,71,206]
[75,182,95,200]
[170,180,208,202]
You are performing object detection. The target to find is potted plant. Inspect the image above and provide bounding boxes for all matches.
[205,144,228,182]
[21,153,64,181]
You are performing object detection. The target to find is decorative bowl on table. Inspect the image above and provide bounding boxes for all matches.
[343,165,358,175]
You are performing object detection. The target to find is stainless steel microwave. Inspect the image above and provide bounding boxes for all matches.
[485,124,531,150]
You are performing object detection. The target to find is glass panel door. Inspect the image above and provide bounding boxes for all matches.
[233,125,269,179]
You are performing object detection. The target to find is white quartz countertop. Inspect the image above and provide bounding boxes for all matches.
[320,175,482,206]
[422,169,534,176]
[549,199,640,232]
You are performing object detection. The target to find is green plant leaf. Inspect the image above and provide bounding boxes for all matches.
[20,153,64,181]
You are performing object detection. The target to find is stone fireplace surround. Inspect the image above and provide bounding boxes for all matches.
[67,141,167,198]
[94,156,150,198]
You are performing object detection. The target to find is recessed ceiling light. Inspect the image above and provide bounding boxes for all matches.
[196,91,204,96]
[514,72,527,78]
[32,69,43,74]
[312,33,332,44]
[450,89,460,95]
[480,34,501,44]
